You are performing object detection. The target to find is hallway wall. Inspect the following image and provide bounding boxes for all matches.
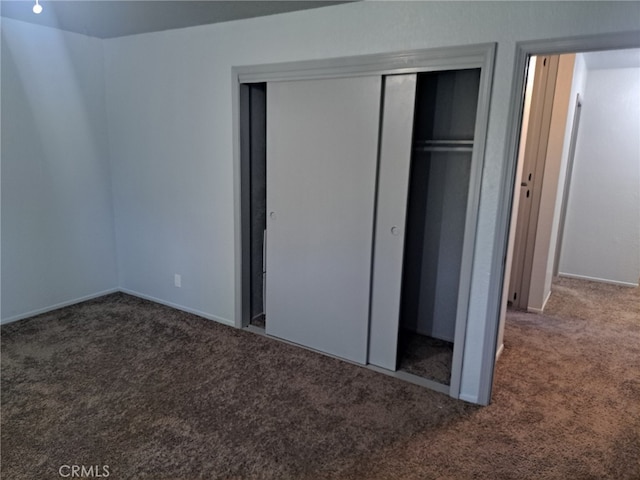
[559,65,640,286]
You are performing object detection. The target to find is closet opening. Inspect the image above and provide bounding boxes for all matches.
[240,82,267,329]
[397,69,481,385]
[234,44,495,401]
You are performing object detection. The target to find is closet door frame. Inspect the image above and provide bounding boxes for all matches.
[232,44,496,401]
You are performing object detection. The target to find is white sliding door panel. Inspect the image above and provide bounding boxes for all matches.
[368,74,417,371]
[265,77,381,364]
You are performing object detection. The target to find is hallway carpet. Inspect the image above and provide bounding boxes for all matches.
[2,278,638,479]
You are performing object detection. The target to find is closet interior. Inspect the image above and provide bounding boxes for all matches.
[240,82,267,329]
[397,69,481,385]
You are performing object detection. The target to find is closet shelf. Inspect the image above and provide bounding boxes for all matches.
[413,139,474,153]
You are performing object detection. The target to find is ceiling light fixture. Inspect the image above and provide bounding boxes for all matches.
[33,0,43,14]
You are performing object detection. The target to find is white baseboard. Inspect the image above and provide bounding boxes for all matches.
[414,326,454,343]
[2,288,235,328]
[558,272,638,288]
[495,343,504,361]
[527,290,552,314]
[1,288,120,325]
[542,289,552,310]
[458,393,479,404]
[119,288,234,327]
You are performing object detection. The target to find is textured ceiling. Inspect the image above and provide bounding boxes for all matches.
[0,1,354,38]
[582,48,640,70]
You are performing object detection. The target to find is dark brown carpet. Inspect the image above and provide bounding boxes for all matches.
[397,330,453,385]
[2,277,639,479]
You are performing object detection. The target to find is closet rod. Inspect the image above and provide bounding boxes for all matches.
[414,139,474,145]
[413,139,474,153]
[413,146,473,153]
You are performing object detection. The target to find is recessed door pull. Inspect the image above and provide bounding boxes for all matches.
[269,211,276,220]
[391,226,400,236]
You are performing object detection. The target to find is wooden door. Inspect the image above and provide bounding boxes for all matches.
[509,56,559,309]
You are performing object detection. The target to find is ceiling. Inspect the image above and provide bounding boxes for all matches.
[582,48,640,70]
[0,0,354,38]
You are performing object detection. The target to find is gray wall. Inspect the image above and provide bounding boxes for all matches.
[1,20,117,322]
[558,66,640,286]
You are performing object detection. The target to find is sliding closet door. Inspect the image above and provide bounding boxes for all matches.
[265,76,381,364]
[368,75,417,370]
